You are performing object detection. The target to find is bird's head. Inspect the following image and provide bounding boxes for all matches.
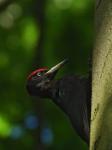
[26,59,68,97]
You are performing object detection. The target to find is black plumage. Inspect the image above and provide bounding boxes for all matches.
[49,75,90,144]
[26,60,91,144]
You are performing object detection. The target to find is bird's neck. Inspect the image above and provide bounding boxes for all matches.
[47,78,69,113]
[45,80,58,99]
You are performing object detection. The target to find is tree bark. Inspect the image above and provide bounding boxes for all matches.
[90,0,112,149]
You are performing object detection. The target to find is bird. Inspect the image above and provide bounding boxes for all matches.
[26,59,91,144]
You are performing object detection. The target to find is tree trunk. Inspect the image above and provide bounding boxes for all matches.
[90,0,112,149]
[32,0,47,150]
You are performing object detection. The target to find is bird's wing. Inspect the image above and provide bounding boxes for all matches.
[80,96,90,144]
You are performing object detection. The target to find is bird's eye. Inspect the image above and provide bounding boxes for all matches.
[31,71,45,80]
[31,72,42,80]
[37,72,42,77]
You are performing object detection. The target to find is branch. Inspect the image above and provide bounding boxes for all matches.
[90,0,112,149]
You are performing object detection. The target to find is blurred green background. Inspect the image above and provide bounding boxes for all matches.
[0,0,93,149]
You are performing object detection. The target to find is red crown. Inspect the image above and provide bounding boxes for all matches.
[27,67,48,80]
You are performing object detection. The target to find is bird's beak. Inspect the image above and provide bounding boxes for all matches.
[45,59,68,79]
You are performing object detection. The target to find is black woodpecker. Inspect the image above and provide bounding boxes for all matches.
[26,59,91,144]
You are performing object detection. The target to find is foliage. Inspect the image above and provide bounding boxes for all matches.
[0,0,93,149]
